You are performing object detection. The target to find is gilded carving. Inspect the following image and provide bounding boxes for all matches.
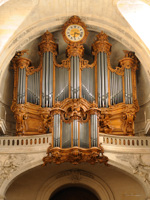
[92,31,112,55]
[38,30,57,54]
[62,16,89,45]
[11,16,139,139]
[43,144,108,165]
[119,50,139,70]
[66,43,84,58]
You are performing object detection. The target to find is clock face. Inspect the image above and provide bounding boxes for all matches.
[65,24,85,42]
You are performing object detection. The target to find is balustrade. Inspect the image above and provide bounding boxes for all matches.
[99,133,149,148]
[0,133,51,147]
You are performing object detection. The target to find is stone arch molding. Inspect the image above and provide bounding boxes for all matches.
[35,169,115,200]
[0,14,150,87]
[0,153,149,199]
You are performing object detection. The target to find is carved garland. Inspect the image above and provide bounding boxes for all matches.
[43,144,108,165]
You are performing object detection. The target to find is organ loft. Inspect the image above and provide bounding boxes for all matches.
[11,16,139,164]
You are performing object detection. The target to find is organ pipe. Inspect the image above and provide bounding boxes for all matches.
[53,114,60,147]
[38,31,57,107]
[11,28,139,139]
[71,56,80,99]
[91,114,97,147]
[73,120,78,146]
[92,32,111,108]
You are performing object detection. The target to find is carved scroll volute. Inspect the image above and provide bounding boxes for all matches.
[119,51,139,101]
[122,112,135,135]
[66,43,84,58]
[38,30,57,55]
[92,31,112,55]
[119,51,139,70]
[12,50,31,70]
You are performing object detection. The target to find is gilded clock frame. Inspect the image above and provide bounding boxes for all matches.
[62,15,89,45]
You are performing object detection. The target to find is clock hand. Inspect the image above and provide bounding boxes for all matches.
[74,32,80,35]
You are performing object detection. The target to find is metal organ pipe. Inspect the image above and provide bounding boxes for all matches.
[73,120,78,146]
[91,115,97,147]
[76,56,80,98]
[124,68,133,104]
[27,70,40,105]
[42,51,53,107]
[71,56,80,99]
[101,52,105,107]
[129,68,133,104]
[46,52,49,107]
[104,53,108,107]
[17,68,26,104]
[74,56,76,99]
[42,53,46,106]
[97,52,108,108]
[54,114,60,147]
[109,71,123,105]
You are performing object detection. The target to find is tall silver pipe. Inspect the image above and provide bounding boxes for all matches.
[30,74,33,103]
[22,68,26,104]
[97,52,101,107]
[127,69,130,104]
[73,120,78,146]
[76,56,79,98]
[45,52,49,107]
[36,72,38,104]
[49,52,53,107]
[118,75,120,103]
[110,71,112,105]
[104,53,108,107]
[42,53,46,107]
[125,68,128,104]
[80,122,89,148]
[91,114,97,147]
[37,71,40,105]
[54,114,60,147]
[129,68,133,103]
[48,52,51,107]
[115,73,117,104]
[33,73,36,104]
[71,56,73,98]
[74,56,76,98]
[117,75,119,103]
[101,52,105,107]
[20,69,23,104]
[112,73,114,104]
[17,68,21,103]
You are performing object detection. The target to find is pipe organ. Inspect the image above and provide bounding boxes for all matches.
[11,16,139,156]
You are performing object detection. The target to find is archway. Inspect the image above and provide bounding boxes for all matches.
[50,186,99,200]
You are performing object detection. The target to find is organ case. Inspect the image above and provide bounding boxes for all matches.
[11,16,139,149]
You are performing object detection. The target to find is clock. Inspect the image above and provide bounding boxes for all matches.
[65,24,85,42]
[62,16,88,44]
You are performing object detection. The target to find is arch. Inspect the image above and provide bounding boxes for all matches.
[50,186,99,200]
[35,169,114,200]
[1,156,148,199]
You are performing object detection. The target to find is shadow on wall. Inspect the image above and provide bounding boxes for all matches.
[50,186,99,200]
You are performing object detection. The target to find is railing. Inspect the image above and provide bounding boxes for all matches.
[99,133,150,148]
[0,133,150,150]
[0,133,52,147]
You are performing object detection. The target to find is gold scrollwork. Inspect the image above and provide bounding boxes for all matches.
[43,144,108,165]
[38,30,58,54]
[92,31,112,55]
